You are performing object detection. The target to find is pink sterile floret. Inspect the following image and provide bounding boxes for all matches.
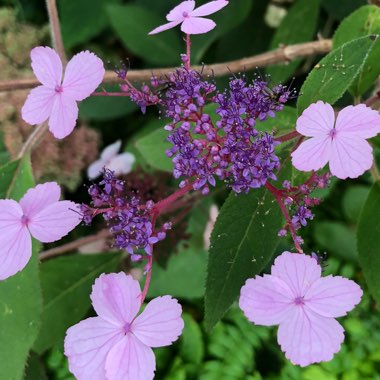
[0,182,81,280]
[291,101,380,179]
[149,0,229,35]
[87,140,136,180]
[239,252,362,367]
[64,272,184,380]
[22,46,105,139]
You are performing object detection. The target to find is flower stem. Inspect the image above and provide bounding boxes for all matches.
[153,182,194,215]
[276,130,301,143]
[140,213,157,304]
[186,34,191,70]
[45,0,67,65]
[17,122,48,160]
[265,182,303,253]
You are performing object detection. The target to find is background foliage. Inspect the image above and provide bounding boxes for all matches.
[0,0,380,379]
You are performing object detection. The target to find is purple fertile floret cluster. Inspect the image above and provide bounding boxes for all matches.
[280,173,330,235]
[160,69,290,193]
[81,170,165,259]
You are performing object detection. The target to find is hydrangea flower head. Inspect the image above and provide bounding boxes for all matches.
[292,101,380,179]
[149,0,229,35]
[64,272,184,379]
[22,46,105,139]
[87,140,136,180]
[239,252,362,367]
[0,182,81,280]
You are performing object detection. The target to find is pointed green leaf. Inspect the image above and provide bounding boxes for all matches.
[135,128,172,172]
[204,160,290,330]
[33,253,121,353]
[0,156,42,380]
[333,5,380,95]
[297,35,377,113]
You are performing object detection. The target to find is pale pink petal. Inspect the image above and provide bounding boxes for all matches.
[329,135,373,179]
[191,0,229,17]
[20,182,61,218]
[0,200,32,280]
[62,51,105,101]
[105,334,155,380]
[271,252,321,296]
[239,275,295,326]
[335,104,380,139]
[296,101,335,137]
[166,0,195,21]
[28,201,81,243]
[30,46,62,88]
[21,86,56,125]
[48,94,78,139]
[88,159,106,180]
[148,20,182,35]
[305,275,362,318]
[100,140,122,162]
[278,307,344,367]
[181,17,216,34]
[90,273,141,327]
[131,296,184,347]
[107,153,135,176]
[64,317,124,380]
[291,136,331,172]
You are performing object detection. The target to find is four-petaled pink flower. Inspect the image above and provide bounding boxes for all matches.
[292,101,380,179]
[239,252,362,367]
[64,272,184,380]
[22,46,105,139]
[0,182,81,280]
[149,0,229,35]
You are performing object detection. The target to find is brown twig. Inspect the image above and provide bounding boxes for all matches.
[45,0,67,65]
[0,39,331,92]
[40,229,110,261]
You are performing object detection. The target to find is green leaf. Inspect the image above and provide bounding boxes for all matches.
[59,0,120,48]
[204,170,289,330]
[135,127,172,172]
[358,182,380,304]
[313,221,358,262]
[342,185,371,223]
[25,353,47,380]
[186,197,213,248]
[333,5,380,95]
[180,313,205,365]
[0,155,42,380]
[79,85,137,121]
[267,0,320,83]
[107,4,181,65]
[33,253,121,353]
[191,0,253,63]
[149,248,207,300]
[297,35,377,113]
[255,105,297,135]
[0,130,9,166]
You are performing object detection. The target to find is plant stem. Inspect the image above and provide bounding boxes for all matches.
[45,0,67,65]
[276,130,301,143]
[186,34,191,70]
[153,182,194,215]
[265,182,303,253]
[0,40,332,92]
[140,213,157,303]
[17,123,48,160]
[40,229,110,260]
